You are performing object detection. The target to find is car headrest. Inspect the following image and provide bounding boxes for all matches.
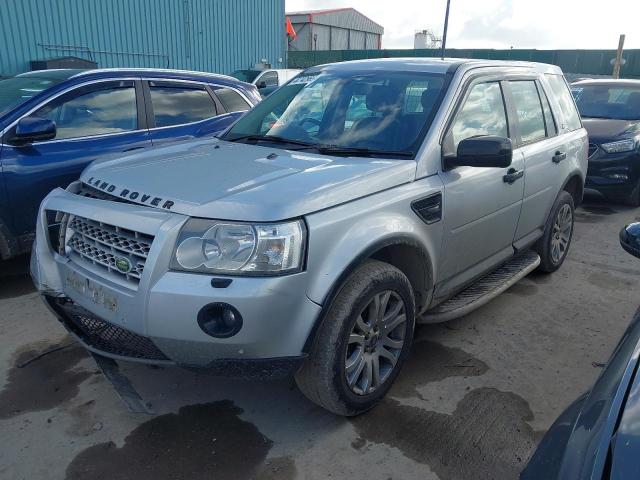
[421,89,440,112]
[366,86,401,113]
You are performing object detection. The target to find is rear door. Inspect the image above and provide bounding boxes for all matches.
[143,80,229,147]
[506,78,570,246]
[437,77,525,296]
[1,79,150,237]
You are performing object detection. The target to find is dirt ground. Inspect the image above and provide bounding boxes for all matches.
[1,196,639,480]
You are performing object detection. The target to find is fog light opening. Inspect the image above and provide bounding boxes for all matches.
[197,303,243,338]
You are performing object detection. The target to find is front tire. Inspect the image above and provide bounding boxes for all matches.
[536,191,575,273]
[295,260,415,416]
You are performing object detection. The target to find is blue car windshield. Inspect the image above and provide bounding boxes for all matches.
[223,70,447,157]
[572,84,640,120]
[0,75,67,115]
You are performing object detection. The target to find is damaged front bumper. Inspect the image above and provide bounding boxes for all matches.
[31,187,320,378]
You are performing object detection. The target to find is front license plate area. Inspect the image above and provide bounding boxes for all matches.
[64,270,119,315]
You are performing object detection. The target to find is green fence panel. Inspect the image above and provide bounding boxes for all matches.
[288,48,640,78]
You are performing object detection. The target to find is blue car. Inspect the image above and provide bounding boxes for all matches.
[0,68,260,260]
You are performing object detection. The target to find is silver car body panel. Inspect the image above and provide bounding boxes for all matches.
[31,58,588,366]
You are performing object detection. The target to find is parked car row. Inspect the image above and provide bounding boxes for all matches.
[3,57,640,476]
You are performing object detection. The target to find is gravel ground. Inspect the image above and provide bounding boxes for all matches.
[1,196,639,480]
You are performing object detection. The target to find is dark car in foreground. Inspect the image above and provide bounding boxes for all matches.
[571,79,640,205]
[522,222,640,479]
[0,68,260,260]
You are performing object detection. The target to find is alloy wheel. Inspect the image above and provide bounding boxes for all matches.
[551,203,573,265]
[344,290,407,396]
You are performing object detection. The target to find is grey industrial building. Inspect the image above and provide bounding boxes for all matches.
[287,8,383,51]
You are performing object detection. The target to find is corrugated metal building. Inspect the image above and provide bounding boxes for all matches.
[287,8,383,51]
[0,0,285,77]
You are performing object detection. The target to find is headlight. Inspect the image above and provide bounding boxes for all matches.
[601,139,637,154]
[171,218,305,275]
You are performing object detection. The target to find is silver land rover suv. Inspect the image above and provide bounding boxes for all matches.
[31,59,587,415]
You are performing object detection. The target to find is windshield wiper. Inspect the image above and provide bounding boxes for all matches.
[227,136,415,158]
[226,134,315,148]
[315,145,415,158]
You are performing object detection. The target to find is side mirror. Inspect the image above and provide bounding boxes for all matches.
[256,80,267,89]
[620,223,640,259]
[13,116,56,144]
[447,136,513,169]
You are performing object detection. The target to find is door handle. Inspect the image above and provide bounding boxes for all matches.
[123,146,145,153]
[552,151,567,163]
[503,168,524,184]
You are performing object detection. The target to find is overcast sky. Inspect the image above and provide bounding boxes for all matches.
[286,0,639,50]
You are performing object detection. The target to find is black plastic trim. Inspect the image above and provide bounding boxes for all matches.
[185,355,306,380]
[411,193,442,224]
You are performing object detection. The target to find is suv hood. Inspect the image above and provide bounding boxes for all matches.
[81,138,416,221]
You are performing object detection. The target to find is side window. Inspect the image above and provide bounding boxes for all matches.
[33,81,137,140]
[447,82,508,153]
[508,80,546,144]
[215,88,251,113]
[545,74,582,131]
[259,72,279,88]
[149,83,217,128]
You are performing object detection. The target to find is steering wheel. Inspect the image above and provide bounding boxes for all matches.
[298,117,322,128]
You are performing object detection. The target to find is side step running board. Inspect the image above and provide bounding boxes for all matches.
[420,250,541,324]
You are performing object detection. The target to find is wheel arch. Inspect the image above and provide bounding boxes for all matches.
[561,171,585,207]
[302,234,434,353]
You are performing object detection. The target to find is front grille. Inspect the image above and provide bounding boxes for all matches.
[65,215,154,286]
[49,298,169,361]
[588,143,599,158]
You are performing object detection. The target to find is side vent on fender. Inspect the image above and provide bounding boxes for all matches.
[411,193,442,224]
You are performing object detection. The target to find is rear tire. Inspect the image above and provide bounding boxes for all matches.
[536,191,575,273]
[295,260,415,416]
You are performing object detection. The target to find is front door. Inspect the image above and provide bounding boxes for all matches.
[437,79,525,297]
[0,79,151,237]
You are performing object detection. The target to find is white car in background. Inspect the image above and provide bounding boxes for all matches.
[230,68,302,97]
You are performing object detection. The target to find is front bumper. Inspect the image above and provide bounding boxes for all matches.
[585,147,640,200]
[32,188,321,371]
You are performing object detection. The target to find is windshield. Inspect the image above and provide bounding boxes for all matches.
[572,84,640,120]
[222,70,447,157]
[0,76,66,115]
[230,70,261,83]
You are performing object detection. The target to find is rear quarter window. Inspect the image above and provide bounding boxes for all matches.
[215,88,251,113]
[545,74,582,131]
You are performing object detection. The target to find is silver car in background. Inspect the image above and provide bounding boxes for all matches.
[31,58,587,415]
